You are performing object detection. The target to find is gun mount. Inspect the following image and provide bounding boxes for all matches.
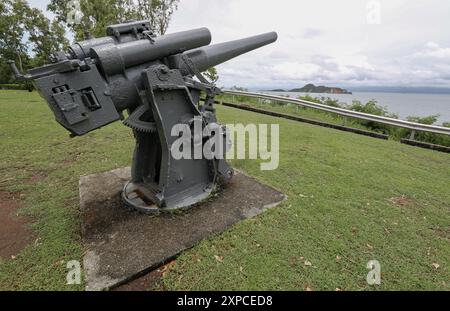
[9,20,277,213]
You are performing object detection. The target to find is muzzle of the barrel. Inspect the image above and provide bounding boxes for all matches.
[182,32,278,73]
[90,28,212,76]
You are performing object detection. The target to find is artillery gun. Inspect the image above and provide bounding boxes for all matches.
[9,20,277,213]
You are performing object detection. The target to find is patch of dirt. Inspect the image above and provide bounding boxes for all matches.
[113,261,175,291]
[25,172,47,184]
[431,227,450,240]
[389,196,412,206]
[62,151,83,166]
[0,192,34,260]
[113,270,163,291]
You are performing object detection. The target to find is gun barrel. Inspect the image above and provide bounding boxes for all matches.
[184,32,278,72]
[91,28,212,75]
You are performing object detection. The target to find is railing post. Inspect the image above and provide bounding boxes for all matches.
[410,130,416,140]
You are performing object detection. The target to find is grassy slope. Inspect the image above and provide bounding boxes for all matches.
[0,90,449,290]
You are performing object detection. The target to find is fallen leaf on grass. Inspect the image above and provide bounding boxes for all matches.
[432,263,440,270]
[335,287,342,291]
[366,244,374,251]
[214,255,224,263]
[336,255,342,262]
[52,259,63,267]
[305,285,313,291]
[304,260,312,267]
[159,260,177,277]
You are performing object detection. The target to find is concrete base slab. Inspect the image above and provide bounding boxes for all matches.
[80,167,286,291]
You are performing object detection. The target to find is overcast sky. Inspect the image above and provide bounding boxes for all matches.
[29,0,450,90]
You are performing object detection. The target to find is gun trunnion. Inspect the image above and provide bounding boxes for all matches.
[9,20,278,213]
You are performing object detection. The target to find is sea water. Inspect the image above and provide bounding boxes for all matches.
[264,91,450,125]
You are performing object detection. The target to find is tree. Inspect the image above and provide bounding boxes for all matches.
[136,0,179,35]
[0,0,68,84]
[0,0,30,83]
[48,0,136,41]
[48,0,137,41]
[25,8,69,66]
[48,0,179,40]
[204,67,219,85]
[1,0,181,84]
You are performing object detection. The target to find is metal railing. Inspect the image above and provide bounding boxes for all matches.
[223,90,450,136]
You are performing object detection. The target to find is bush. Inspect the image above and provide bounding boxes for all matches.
[346,100,399,134]
[322,97,341,108]
[230,86,249,102]
[0,83,33,91]
[399,115,450,147]
[299,95,322,104]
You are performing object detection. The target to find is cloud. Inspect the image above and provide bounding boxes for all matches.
[412,42,450,61]
[217,39,450,89]
[301,28,323,39]
[268,51,290,60]
[28,0,450,89]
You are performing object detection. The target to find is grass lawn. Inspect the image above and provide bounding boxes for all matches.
[0,90,449,290]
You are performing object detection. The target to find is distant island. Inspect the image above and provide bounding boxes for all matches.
[268,84,352,94]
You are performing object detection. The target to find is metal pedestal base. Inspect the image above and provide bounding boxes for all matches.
[122,181,213,214]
